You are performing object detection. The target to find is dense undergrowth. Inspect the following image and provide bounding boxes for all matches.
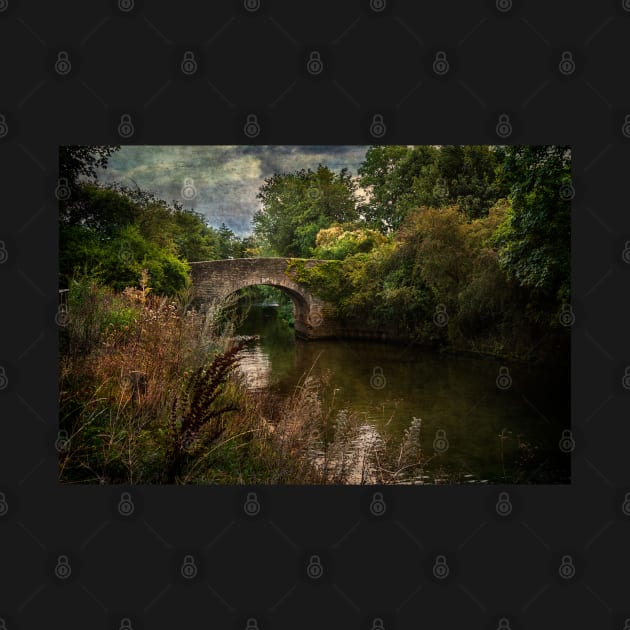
[56,274,386,484]
[285,201,570,363]
[58,273,559,485]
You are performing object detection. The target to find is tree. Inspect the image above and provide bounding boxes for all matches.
[358,145,438,232]
[172,208,220,261]
[236,235,258,258]
[252,165,358,257]
[312,224,387,260]
[58,146,120,221]
[493,145,571,306]
[411,145,508,219]
[59,145,120,186]
[60,183,138,233]
[58,145,255,295]
[358,145,508,229]
[215,223,232,258]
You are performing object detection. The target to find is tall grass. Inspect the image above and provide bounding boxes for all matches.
[60,273,540,484]
[59,272,229,483]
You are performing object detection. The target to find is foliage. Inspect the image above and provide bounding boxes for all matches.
[60,221,190,295]
[285,258,348,303]
[287,192,568,361]
[165,338,250,483]
[58,276,384,484]
[493,145,571,309]
[357,145,508,232]
[358,145,438,231]
[58,145,120,203]
[410,145,509,220]
[59,274,236,483]
[59,146,253,296]
[252,164,359,257]
[171,207,224,261]
[312,223,388,260]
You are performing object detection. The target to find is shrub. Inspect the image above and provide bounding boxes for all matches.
[284,258,348,303]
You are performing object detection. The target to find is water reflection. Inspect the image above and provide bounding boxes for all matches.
[237,348,272,391]
[235,306,571,483]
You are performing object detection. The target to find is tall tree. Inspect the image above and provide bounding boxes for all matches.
[58,145,120,220]
[358,145,438,232]
[493,145,571,305]
[252,165,358,257]
[59,145,120,185]
[411,145,508,219]
[217,223,238,258]
[172,208,221,262]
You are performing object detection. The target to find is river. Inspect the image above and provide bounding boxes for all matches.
[234,305,571,484]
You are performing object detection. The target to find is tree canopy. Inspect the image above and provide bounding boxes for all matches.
[58,144,571,360]
[59,146,250,294]
[357,144,509,232]
[493,145,571,304]
[252,164,359,257]
[281,144,571,362]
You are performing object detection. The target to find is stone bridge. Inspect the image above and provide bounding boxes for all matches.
[189,258,340,339]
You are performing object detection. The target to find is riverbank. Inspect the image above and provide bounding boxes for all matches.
[56,277,416,484]
[293,329,570,366]
[58,276,569,485]
[283,201,570,366]
[233,305,570,484]
[270,302,569,367]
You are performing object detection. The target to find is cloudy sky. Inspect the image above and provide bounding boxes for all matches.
[97,146,369,236]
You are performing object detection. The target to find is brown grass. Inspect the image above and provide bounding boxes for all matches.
[59,273,450,485]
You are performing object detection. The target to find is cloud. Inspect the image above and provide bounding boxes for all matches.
[98,146,369,235]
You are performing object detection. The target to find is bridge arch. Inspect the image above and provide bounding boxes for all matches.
[223,281,310,333]
[189,258,335,339]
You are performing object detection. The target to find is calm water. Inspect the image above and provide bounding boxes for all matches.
[235,306,571,483]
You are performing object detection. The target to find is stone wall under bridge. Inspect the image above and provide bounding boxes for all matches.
[189,258,341,340]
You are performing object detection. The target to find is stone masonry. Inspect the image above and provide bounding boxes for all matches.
[189,258,340,339]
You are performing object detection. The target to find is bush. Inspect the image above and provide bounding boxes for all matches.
[284,258,348,303]
[312,224,388,260]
